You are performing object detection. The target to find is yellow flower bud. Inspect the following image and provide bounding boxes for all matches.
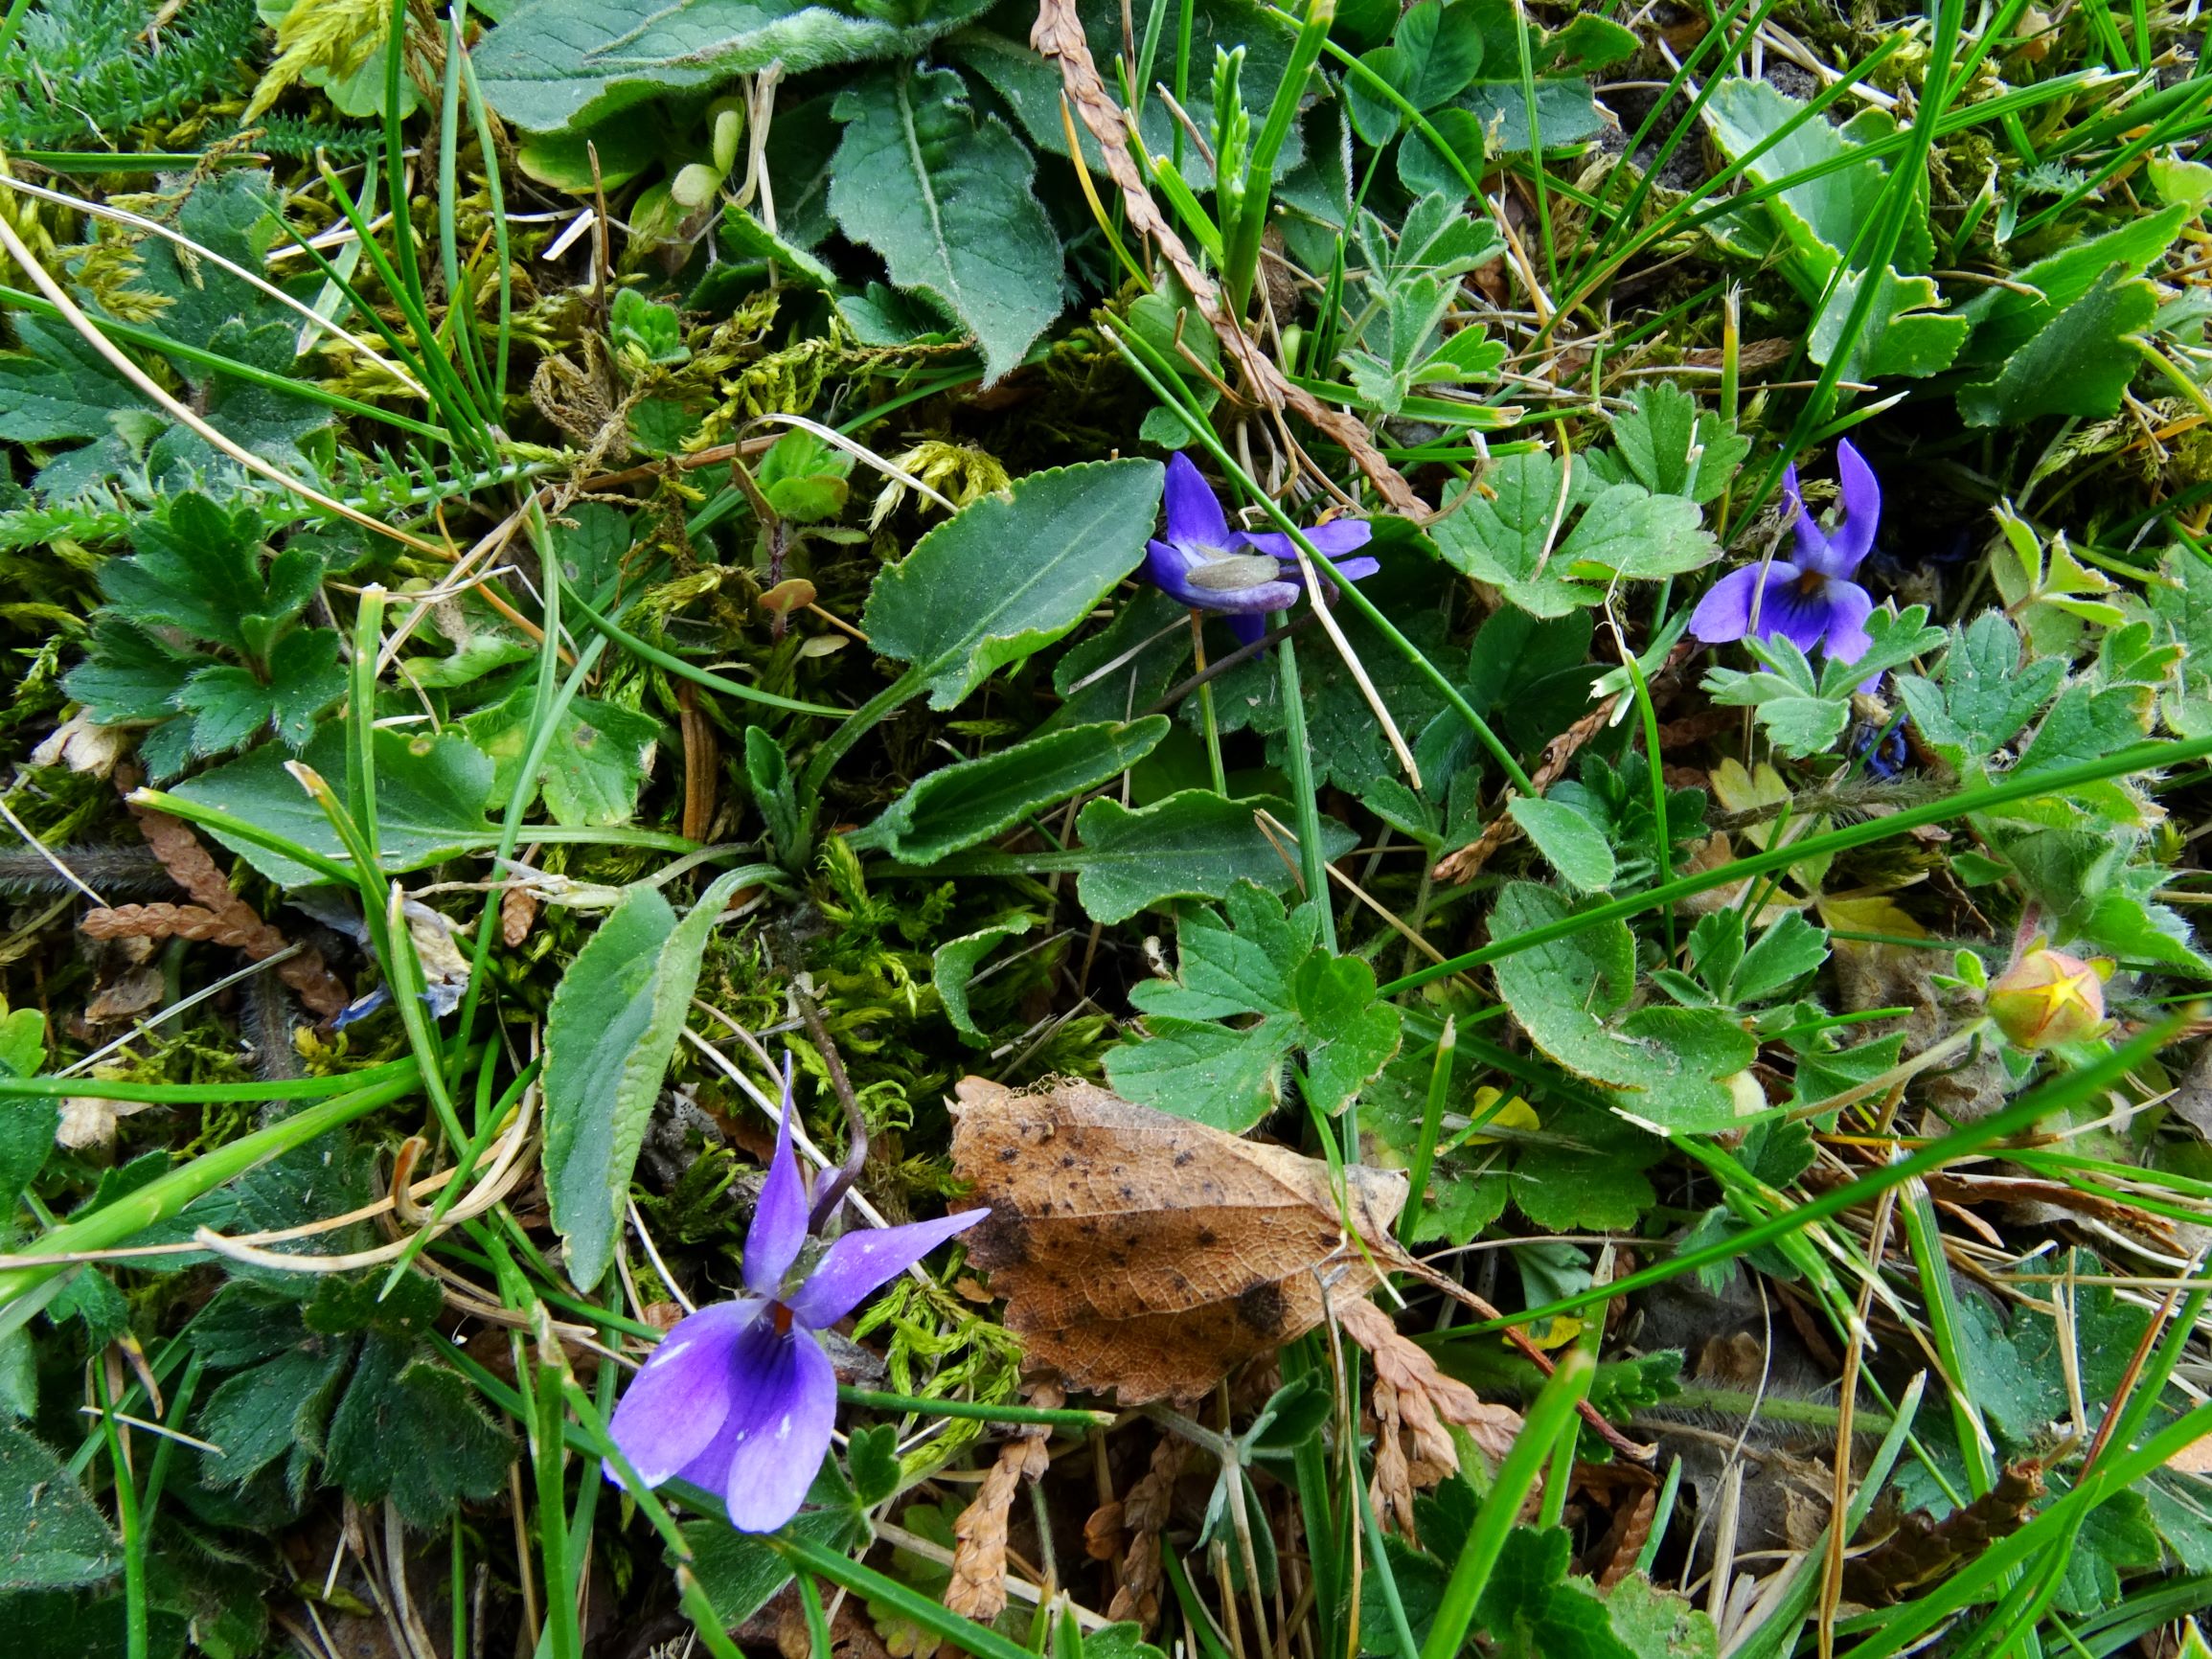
[1988,947,2108,1050]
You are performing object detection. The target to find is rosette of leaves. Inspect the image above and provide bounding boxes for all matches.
[474,0,1317,382]
[1335,193,1509,420]
[60,493,353,781]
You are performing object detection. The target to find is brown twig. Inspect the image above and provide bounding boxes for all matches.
[1031,0,1423,515]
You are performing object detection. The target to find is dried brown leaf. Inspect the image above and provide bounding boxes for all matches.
[1594,1487,1655,1589]
[1840,1460,2044,1606]
[950,1077,1405,1404]
[117,801,352,1016]
[82,901,250,945]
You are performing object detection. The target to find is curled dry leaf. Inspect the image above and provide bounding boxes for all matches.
[950,1076,1405,1404]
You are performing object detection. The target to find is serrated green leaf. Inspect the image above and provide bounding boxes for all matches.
[1107,883,1400,1129]
[1476,1526,1636,1659]
[1430,449,1714,616]
[1894,610,2064,768]
[462,686,663,829]
[855,718,1169,863]
[1808,265,1969,380]
[1957,204,2188,369]
[829,66,1062,383]
[62,616,195,725]
[864,459,1164,708]
[1509,795,1616,893]
[1958,261,2164,427]
[543,869,750,1291]
[1491,882,1757,1132]
[1608,382,1750,505]
[1602,1575,1719,1659]
[1731,913,1829,1003]
[322,1336,514,1527]
[1817,604,1945,695]
[0,1424,119,1590]
[194,1343,352,1489]
[1068,790,1356,923]
[0,175,331,500]
[474,0,998,132]
[847,1422,902,1507]
[1703,667,1850,760]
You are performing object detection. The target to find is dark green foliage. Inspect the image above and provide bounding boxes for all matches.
[0,0,257,148]
[62,493,349,779]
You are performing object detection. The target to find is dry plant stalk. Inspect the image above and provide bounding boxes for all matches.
[1337,1295,1522,1537]
[77,797,350,1017]
[946,1381,1065,1620]
[1103,1431,1189,1628]
[950,1077,1405,1404]
[1029,0,1423,517]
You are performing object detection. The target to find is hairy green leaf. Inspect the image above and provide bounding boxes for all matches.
[543,869,750,1290]
[0,1425,119,1590]
[474,0,997,132]
[829,66,1063,383]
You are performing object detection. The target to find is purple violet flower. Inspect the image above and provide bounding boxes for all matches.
[604,1072,987,1534]
[1145,452,1380,645]
[1690,439,1881,666]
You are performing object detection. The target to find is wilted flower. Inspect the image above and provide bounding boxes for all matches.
[1145,453,1379,645]
[605,1071,987,1533]
[1988,946,2109,1050]
[1691,440,1881,666]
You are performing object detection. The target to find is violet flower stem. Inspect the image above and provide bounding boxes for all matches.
[1189,609,1229,794]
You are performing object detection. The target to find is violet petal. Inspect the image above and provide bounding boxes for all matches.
[1240,520,1375,562]
[743,1077,810,1296]
[1815,578,1876,665]
[786,1208,990,1330]
[1163,452,1232,552]
[1825,440,1881,576]
[1321,556,1382,584]
[677,1321,839,1534]
[1688,562,1775,644]
[1144,538,1211,609]
[1747,570,1842,658]
[604,1298,762,1490]
[1228,612,1268,648]
[1200,576,1304,614]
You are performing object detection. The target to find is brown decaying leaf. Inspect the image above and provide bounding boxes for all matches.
[950,1077,1405,1405]
[1840,1460,2045,1606]
[1593,1487,1656,1589]
[946,1382,1062,1621]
